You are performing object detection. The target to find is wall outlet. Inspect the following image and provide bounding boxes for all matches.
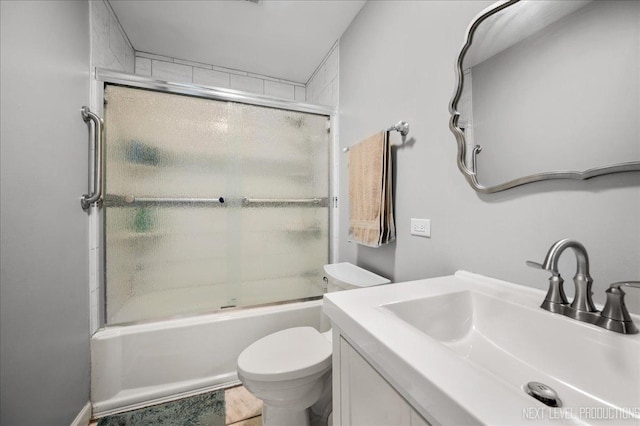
[410,218,431,238]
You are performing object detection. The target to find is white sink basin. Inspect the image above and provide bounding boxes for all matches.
[324,271,640,425]
[381,289,640,414]
[381,290,476,341]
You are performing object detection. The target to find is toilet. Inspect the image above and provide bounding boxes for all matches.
[237,262,390,426]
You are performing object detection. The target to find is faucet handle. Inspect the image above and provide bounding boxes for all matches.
[526,260,567,312]
[608,281,640,291]
[526,260,560,276]
[526,260,543,269]
[596,281,640,334]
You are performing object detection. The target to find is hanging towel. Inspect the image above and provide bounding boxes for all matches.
[348,131,395,247]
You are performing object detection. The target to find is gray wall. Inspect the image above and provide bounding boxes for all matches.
[0,1,91,424]
[338,0,640,312]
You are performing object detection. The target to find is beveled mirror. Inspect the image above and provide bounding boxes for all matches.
[449,0,640,193]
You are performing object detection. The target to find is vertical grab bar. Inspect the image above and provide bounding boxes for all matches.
[81,106,103,209]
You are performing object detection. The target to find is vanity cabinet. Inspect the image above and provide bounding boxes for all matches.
[335,336,430,426]
[325,272,640,426]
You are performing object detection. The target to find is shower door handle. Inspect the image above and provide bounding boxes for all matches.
[81,106,103,210]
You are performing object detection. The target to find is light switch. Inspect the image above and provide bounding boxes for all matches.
[410,218,431,237]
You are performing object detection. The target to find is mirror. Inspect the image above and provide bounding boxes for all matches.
[449,0,640,193]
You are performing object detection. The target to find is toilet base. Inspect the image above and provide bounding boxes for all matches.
[263,404,310,426]
[260,374,332,426]
[309,372,332,426]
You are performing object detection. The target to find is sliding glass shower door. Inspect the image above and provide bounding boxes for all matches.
[103,85,330,325]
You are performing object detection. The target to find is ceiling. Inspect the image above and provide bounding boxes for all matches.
[109,0,366,84]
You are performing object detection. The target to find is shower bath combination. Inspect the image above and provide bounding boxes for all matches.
[100,83,332,326]
[88,70,337,416]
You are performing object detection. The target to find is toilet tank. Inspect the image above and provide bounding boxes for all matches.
[323,262,390,293]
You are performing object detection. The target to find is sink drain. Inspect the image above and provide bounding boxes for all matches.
[525,382,562,407]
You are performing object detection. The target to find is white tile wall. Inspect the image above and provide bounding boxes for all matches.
[248,72,280,82]
[90,0,134,73]
[89,0,136,333]
[152,60,193,82]
[174,58,214,69]
[108,14,127,69]
[307,42,339,107]
[295,86,306,102]
[135,57,151,76]
[193,67,230,88]
[264,80,295,99]
[134,52,307,102]
[91,0,109,55]
[125,46,135,73]
[314,67,326,93]
[136,51,173,62]
[92,0,334,106]
[318,82,332,106]
[324,45,339,82]
[230,74,264,93]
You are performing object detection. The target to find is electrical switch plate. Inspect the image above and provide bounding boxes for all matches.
[411,218,431,238]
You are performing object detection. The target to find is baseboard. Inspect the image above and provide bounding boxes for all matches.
[70,402,92,426]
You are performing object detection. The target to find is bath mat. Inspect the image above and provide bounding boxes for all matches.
[97,390,225,426]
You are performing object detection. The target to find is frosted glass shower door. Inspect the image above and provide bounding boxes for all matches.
[233,103,330,308]
[103,85,329,325]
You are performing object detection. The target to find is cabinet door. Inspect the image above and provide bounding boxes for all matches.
[339,338,430,426]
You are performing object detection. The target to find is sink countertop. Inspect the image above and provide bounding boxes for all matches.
[323,271,640,425]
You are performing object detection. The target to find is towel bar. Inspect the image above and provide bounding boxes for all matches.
[386,121,410,137]
[343,121,409,152]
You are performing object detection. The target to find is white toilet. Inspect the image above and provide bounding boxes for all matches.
[237,262,390,426]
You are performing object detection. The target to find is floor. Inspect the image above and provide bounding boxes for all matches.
[91,385,262,426]
[224,386,262,426]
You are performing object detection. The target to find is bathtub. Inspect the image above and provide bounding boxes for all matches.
[91,299,324,417]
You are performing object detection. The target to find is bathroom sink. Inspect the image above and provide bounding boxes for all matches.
[324,271,640,425]
[380,290,476,341]
[380,289,640,413]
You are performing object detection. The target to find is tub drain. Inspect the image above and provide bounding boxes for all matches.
[525,382,562,407]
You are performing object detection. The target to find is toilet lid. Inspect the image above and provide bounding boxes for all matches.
[238,327,332,382]
[323,263,390,287]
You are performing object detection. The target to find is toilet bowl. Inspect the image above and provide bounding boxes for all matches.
[237,263,390,426]
[238,327,332,426]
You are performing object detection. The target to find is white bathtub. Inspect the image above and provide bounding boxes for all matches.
[91,299,324,417]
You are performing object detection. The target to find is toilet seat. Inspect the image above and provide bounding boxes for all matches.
[238,327,331,382]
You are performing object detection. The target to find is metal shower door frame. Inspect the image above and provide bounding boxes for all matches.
[95,68,338,327]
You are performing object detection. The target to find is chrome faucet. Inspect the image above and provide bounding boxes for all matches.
[596,282,640,334]
[527,239,639,334]
[527,239,596,319]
